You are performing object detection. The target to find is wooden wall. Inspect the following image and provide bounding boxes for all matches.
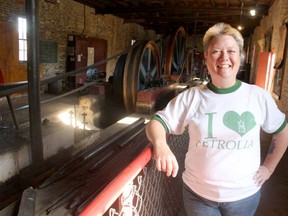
[0,21,27,83]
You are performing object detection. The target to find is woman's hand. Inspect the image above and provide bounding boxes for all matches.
[146,119,179,177]
[153,143,179,177]
[253,166,272,186]
[255,124,288,187]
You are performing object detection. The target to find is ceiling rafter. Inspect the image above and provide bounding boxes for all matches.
[210,0,217,7]
[226,0,230,7]
[93,6,268,16]
[73,0,273,36]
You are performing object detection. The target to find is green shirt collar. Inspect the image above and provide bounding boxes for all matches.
[207,80,242,94]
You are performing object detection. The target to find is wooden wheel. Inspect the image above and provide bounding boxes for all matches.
[123,40,161,113]
[112,53,127,104]
[164,27,186,76]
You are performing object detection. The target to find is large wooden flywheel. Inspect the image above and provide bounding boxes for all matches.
[123,40,161,112]
[112,53,127,104]
[112,28,186,113]
[163,27,186,77]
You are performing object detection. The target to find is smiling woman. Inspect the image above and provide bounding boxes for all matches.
[145,22,288,216]
[204,35,241,88]
[203,23,243,88]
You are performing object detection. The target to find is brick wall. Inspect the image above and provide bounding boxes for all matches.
[0,0,25,22]
[250,0,288,116]
[38,0,159,79]
[0,0,160,79]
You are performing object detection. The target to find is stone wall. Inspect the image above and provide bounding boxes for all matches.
[38,0,160,79]
[0,0,160,79]
[249,0,288,116]
[0,0,25,21]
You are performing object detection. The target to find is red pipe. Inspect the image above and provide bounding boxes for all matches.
[79,146,152,216]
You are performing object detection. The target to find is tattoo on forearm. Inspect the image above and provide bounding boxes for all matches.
[268,139,276,154]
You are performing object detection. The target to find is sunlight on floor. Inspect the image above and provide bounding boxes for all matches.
[57,109,91,130]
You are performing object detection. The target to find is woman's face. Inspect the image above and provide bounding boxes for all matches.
[204,35,241,87]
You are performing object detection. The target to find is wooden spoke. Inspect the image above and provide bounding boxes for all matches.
[164,27,186,76]
[123,41,161,113]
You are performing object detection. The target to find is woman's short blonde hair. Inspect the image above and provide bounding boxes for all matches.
[203,23,244,54]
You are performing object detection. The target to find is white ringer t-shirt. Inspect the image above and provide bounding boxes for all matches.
[155,80,286,202]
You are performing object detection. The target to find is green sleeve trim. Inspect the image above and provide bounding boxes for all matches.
[152,115,169,133]
[273,119,287,134]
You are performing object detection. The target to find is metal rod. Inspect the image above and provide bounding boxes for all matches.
[0,81,96,115]
[77,147,152,216]
[17,187,36,216]
[0,41,143,98]
[74,103,77,128]
[82,112,87,131]
[39,118,145,188]
[118,126,145,148]
[82,118,145,161]
[6,95,19,129]
[25,0,44,169]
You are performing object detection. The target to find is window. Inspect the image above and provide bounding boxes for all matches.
[18,17,27,62]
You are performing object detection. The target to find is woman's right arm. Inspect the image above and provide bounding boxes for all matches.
[145,119,179,177]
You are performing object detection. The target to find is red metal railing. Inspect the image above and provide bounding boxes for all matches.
[79,146,152,216]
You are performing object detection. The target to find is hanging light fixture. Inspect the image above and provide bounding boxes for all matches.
[238,3,244,31]
[250,9,256,16]
[236,1,245,31]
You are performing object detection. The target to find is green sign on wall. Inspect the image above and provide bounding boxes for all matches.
[40,41,58,63]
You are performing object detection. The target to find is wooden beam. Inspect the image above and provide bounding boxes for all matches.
[93,6,268,15]
[226,0,230,7]
[210,0,216,7]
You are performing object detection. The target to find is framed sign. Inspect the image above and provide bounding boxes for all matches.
[40,40,58,63]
